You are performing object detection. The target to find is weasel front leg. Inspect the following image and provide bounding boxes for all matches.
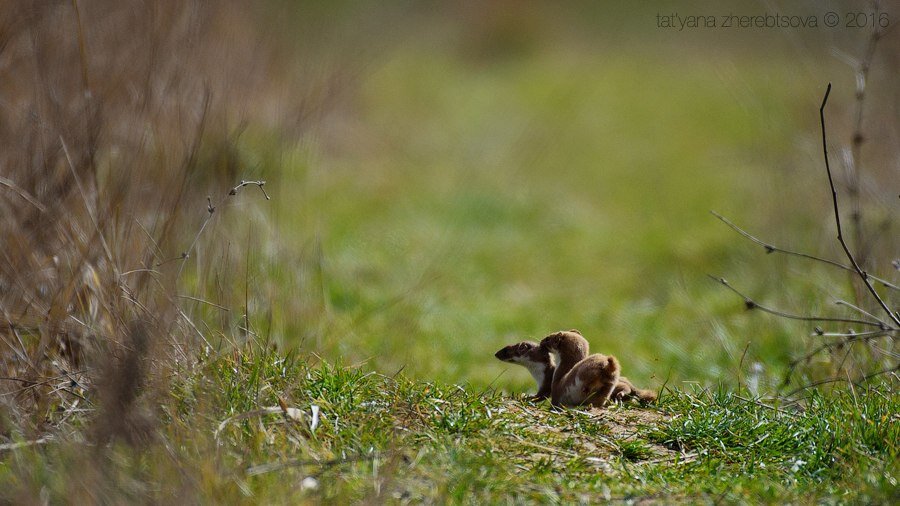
[611,376,657,403]
[611,377,635,402]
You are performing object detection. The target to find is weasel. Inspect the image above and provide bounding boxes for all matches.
[494,341,555,400]
[544,330,656,403]
[495,339,656,404]
[540,330,620,407]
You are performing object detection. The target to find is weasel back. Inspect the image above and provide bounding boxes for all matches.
[554,353,621,407]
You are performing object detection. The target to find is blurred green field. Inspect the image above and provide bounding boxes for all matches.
[240,16,865,395]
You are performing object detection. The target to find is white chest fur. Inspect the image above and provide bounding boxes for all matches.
[515,357,547,386]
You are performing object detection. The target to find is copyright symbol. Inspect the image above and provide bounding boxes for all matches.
[824,11,840,27]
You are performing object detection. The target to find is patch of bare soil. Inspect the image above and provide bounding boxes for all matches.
[501,399,690,467]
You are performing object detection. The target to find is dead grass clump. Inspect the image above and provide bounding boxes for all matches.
[0,0,324,448]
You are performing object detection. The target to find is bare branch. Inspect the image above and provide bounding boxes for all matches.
[782,329,895,388]
[707,275,886,329]
[229,180,270,200]
[171,178,272,273]
[710,211,898,291]
[843,3,889,268]
[814,329,895,339]
[834,299,887,327]
[783,361,899,398]
[819,83,900,327]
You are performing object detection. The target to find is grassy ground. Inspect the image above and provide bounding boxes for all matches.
[1,2,897,503]
[3,343,896,503]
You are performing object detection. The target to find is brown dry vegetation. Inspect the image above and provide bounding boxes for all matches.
[0,0,312,444]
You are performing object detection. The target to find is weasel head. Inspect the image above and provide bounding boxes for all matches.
[495,340,554,384]
[539,330,589,364]
[494,341,549,365]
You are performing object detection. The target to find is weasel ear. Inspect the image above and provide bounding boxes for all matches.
[568,329,582,335]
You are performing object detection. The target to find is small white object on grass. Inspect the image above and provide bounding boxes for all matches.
[300,476,319,491]
[310,405,320,431]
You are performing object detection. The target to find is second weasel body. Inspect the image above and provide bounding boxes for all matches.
[540,330,619,407]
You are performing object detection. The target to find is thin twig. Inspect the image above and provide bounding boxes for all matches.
[174,197,216,277]
[813,329,894,339]
[0,436,54,452]
[229,180,270,200]
[834,299,887,327]
[0,176,47,213]
[0,370,91,398]
[70,0,91,98]
[709,211,898,291]
[854,363,899,385]
[733,394,798,417]
[169,179,272,273]
[245,454,374,477]
[844,3,884,269]
[819,83,900,327]
[782,329,893,388]
[708,275,884,328]
[783,361,899,397]
[214,406,300,440]
[174,295,230,311]
[61,137,114,265]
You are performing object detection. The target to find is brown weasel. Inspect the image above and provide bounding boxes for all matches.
[494,341,555,400]
[540,330,620,407]
[495,339,656,404]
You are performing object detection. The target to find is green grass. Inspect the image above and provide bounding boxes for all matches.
[4,343,895,503]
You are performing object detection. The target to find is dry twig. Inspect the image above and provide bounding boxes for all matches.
[707,275,885,329]
[712,82,898,394]
[818,83,899,328]
[709,211,898,291]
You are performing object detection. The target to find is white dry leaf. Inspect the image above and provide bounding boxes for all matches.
[310,405,320,431]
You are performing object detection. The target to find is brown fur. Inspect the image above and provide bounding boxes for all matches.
[611,376,658,403]
[496,331,657,405]
[540,331,620,407]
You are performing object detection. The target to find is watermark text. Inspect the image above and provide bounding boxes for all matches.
[656,11,889,31]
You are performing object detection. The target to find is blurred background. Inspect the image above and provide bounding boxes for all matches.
[1,0,898,400]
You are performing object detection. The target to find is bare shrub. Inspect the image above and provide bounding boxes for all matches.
[0,0,335,446]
